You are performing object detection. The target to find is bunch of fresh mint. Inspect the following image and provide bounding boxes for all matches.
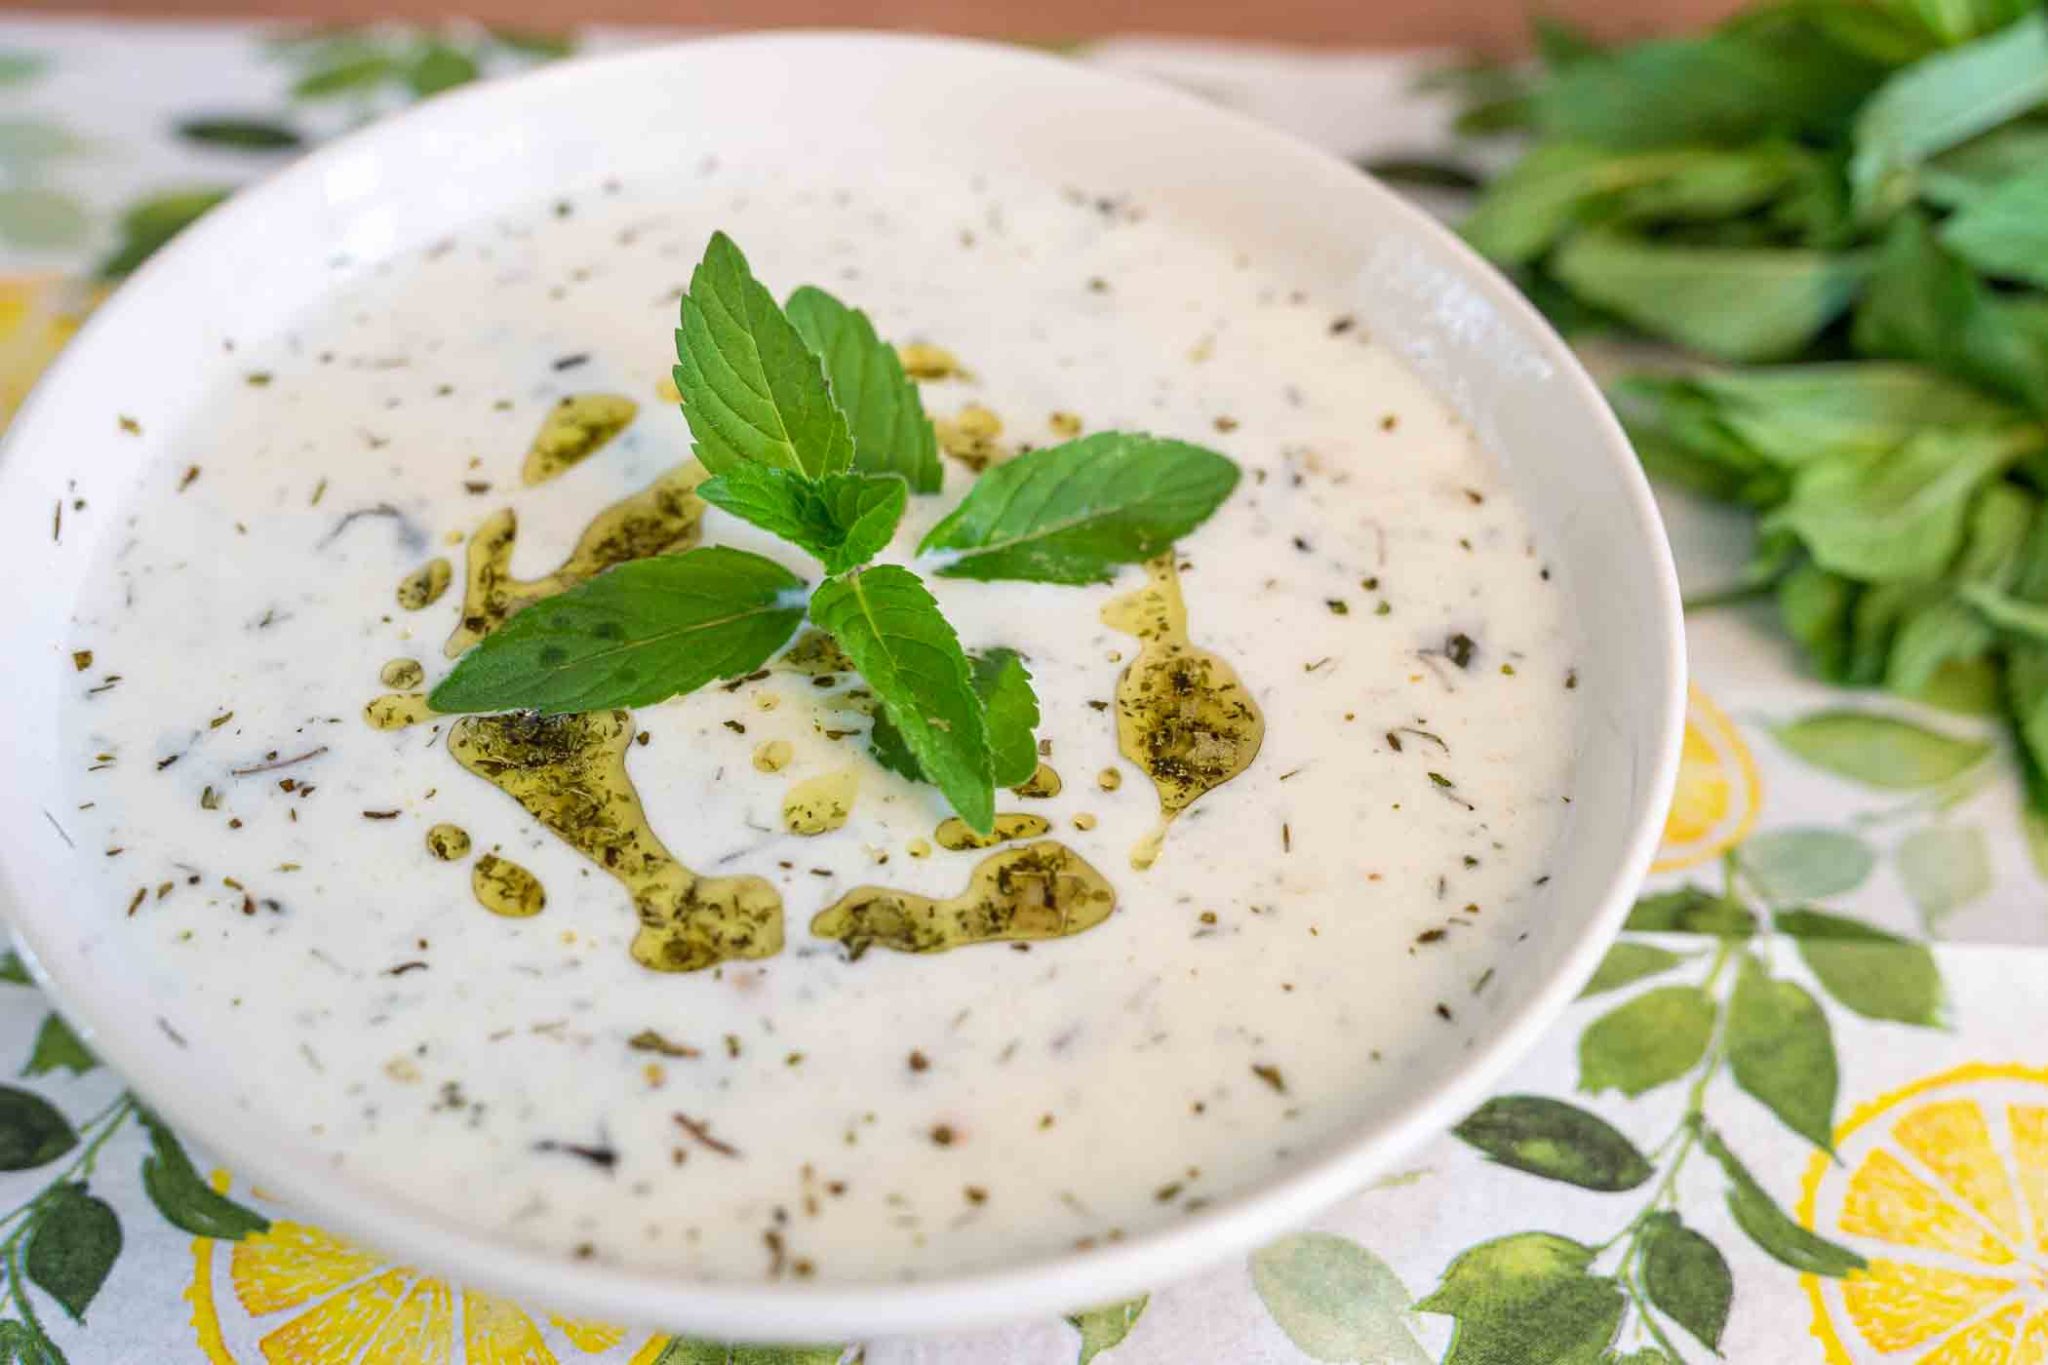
[430,233,1239,834]
[1447,2,2048,833]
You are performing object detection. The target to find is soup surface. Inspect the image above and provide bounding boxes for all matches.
[59,166,1582,1282]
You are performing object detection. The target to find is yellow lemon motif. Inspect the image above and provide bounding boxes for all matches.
[1652,685,1762,874]
[0,273,97,425]
[186,1171,668,1365]
[1802,1063,2048,1363]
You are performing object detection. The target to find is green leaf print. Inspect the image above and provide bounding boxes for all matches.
[1623,885,1755,935]
[136,1112,268,1240]
[21,1016,91,1080]
[1578,986,1716,1097]
[1700,1124,1864,1275]
[0,190,86,250]
[1580,943,1685,997]
[0,1090,73,1171]
[0,1318,65,1365]
[0,954,28,986]
[1453,1096,1653,1191]
[175,116,302,150]
[1775,907,1944,1024]
[1894,822,1993,926]
[1771,709,1991,787]
[0,53,46,86]
[405,42,479,97]
[291,53,399,100]
[1737,827,1876,901]
[1417,1232,1624,1364]
[0,120,86,172]
[1637,1212,1731,1351]
[1250,1232,1429,1363]
[23,1183,119,1323]
[97,187,232,279]
[1726,954,1839,1150]
[1066,1295,1148,1364]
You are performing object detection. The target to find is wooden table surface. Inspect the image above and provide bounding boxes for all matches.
[7,0,1744,55]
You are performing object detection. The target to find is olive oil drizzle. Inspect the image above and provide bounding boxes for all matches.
[1103,554,1265,869]
[471,852,545,917]
[934,813,1051,851]
[448,709,783,972]
[811,840,1115,958]
[380,657,425,689]
[521,393,639,487]
[425,823,472,861]
[444,462,709,657]
[1011,762,1063,798]
[396,557,452,611]
[363,692,434,731]
[783,769,858,836]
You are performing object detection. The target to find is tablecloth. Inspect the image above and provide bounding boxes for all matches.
[0,17,2038,1363]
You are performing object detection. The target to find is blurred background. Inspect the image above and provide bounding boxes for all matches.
[2,0,1743,53]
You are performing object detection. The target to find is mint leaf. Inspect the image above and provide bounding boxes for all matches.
[1921,122,2048,207]
[973,648,1040,786]
[1849,8,2048,218]
[1549,229,1868,363]
[699,465,907,574]
[429,547,805,714]
[921,433,1239,584]
[869,646,1039,788]
[673,232,853,479]
[1463,143,1808,268]
[1531,23,1886,149]
[787,286,942,493]
[1682,363,2025,467]
[810,567,993,832]
[1941,163,2048,288]
[1767,425,2030,582]
[866,708,920,783]
[1852,213,2048,411]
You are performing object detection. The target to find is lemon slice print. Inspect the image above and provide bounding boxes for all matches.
[0,273,98,425]
[1801,1063,2048,1364]
[186,1170,669,1365]
[1652,685,1762,874]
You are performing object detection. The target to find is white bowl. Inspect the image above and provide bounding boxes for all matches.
[0,32,1684,1340]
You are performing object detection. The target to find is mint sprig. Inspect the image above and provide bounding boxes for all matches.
[431,232,1241,832]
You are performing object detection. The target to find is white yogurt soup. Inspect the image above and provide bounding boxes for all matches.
[57,163,1582,1283]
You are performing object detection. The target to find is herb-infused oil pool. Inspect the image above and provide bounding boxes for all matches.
[60,169,1581,1282]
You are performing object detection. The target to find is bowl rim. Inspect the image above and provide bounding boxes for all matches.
[1,28,1686,1340]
